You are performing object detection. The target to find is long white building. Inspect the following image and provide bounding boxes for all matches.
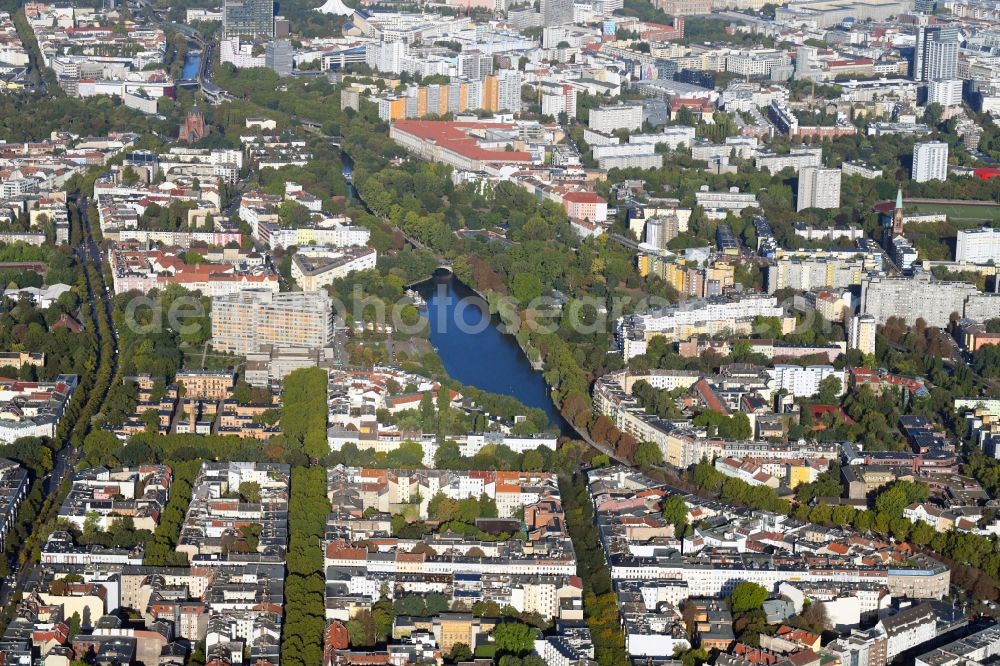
[768,364,844,398]
[616,294,792,359]
[956,227,1000,264]
[588,105,643,134]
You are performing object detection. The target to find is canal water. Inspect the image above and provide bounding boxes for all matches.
[417,272,571,435]
[181,52,202,80]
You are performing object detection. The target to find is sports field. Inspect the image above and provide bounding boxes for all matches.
[905,202,1000,223]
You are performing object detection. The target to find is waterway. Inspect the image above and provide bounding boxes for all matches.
[417,272,572,435]
[181,51,202,80]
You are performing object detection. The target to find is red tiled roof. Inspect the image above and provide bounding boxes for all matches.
[563,191,606,204]
[392,120,532,162]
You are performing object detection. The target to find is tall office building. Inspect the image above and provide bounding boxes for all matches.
[913,22,958,81]
[912,141,948,182]
[796,167,842,211]
[541,0,574,27]
[265,39,293,77]
[912,22,927,81]
[795,46,816,80]
[223,0,274,39]
[925,34,958,81]
[211,290,335,354]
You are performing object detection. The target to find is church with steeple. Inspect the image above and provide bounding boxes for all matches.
[881,188,905,246]
[179,105,207,143]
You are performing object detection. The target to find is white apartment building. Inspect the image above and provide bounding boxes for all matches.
[860,271,977,326]
[291,246,378,291]
[956,227,1000,264]
[694,186,759,219]
[617,294,789,359]
[842,161,883,179]
[211,289,335,354]
[755,147,822,175]
[691,136,758,161]
[588,105,643,133]
[766,251,880,293]
[725,49,790,77]
[629,126,697,150]
[768,364,843,398]
[927,78,963,107]
[797,166,842,211]
[912,141,948,182]
[892,236,918,272]
[541,83,577,119]
[497,69,523,113]
[365,40,407,73]
[593,143,663,170]
[847,314,877,356]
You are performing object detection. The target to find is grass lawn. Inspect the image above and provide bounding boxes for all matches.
[906,202,1000,223]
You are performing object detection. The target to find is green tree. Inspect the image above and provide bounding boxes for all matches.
[232,380,253,404]
[817,375,843,403]
[511,273,543,305]
[661,494,688,536]
[67,612,81,640]
[522,449,544,472]
[633,441,663,467]
[449,643,473,662]
[493,621,536,656]
[238,481,261,503]
[874,484,909,517]
[347,610,376,646]
[729,581,769,615]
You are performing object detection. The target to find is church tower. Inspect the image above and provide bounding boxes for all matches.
[179,105,207,143]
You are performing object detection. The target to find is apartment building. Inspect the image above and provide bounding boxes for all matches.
[0,459,28,554]
[766,250,880,293]
[176,462,290,562]
[848,314,877,356]
[541,83,577,119]
[956,227,1000,264]
[59,466,171,532]
[694,186,759,219]
[324,467,581,623]
[589,466,951,603]
[755,147,822,175]
[109,248,279,297]
[290,246,378,290]
[860,271,981,327]
[0,375,78,442]
[797,167,842,211]
[175,370,234,401]
[588,105,643,133]
[768,364,844,398]
[616,294,793,359]
[211,290,335,355]
[912,141,948,182]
